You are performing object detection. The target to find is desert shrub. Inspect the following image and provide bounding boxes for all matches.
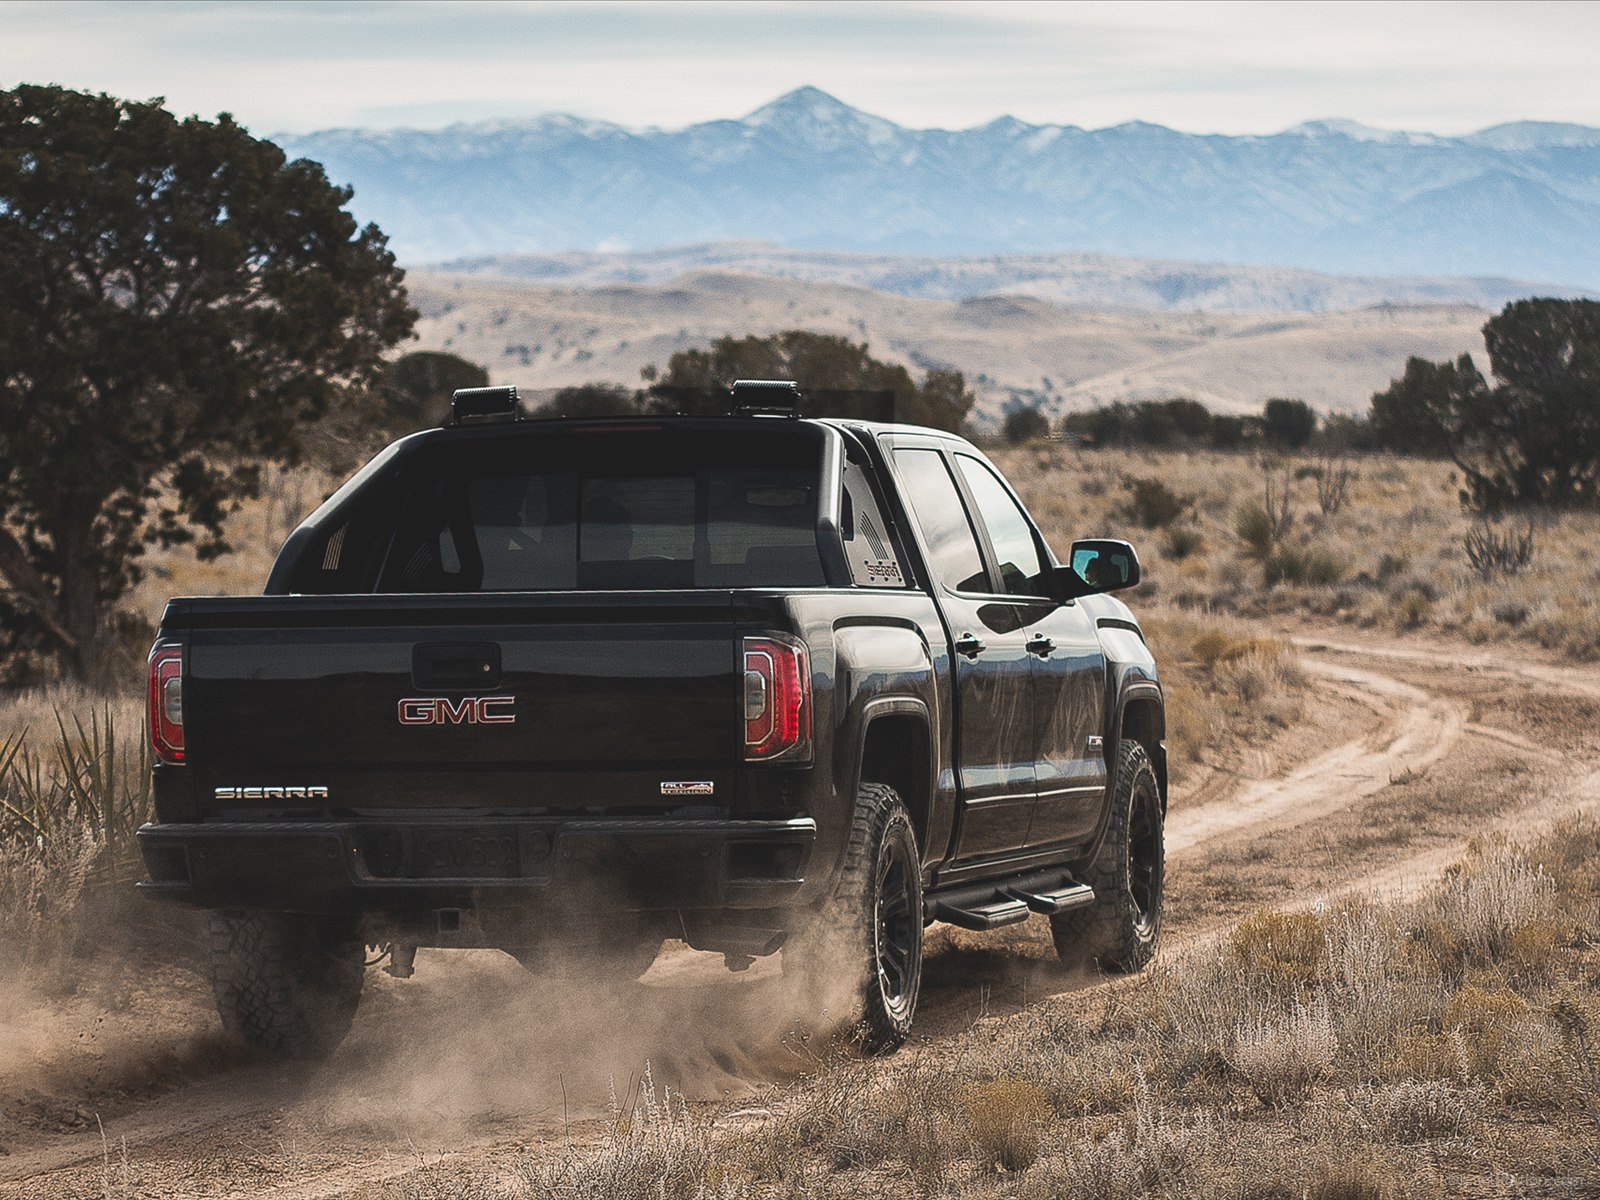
[1235,501,1277,560]
[777,1059,958,1185]
[1463,520,1535,578]
[1162,524,1204,560]
[1264,398,1317,449]
[1024,1083,1216,1199]
[1374,553,1410,583]
[1188,629,1271,667]
[514,1066,710,1200]
[1395,589,1433,628]
[1352,1080,1478,1142]
[1264,545,1346,587]
[1004,405,1051,444]
[1315,457,1355,516]
[959,1077,1052,1171]
[1231,999,1337,1105]
[1123,477,1189,529]
[1442,985,1530,1077]
[1492,601,1530,627]
[0,709,150,972]
[1408,841,1560,977]
[1231,910,1328,991]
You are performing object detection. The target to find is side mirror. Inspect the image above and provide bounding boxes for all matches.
[1054,539,1141,599]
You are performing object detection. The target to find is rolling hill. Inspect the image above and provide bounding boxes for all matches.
[408,268,1491,426]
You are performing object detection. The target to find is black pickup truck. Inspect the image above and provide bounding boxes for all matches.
[138,381,1166,1056]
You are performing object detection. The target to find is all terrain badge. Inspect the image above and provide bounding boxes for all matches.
[660,781,715,797]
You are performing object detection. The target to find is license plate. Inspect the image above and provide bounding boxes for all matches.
[407,828,520,878]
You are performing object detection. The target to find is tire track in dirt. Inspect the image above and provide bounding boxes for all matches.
[1167,659,1465,856]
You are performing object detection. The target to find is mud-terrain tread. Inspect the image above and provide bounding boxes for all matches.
[206,912,364,1059]
[800,782,924,1054]
[1051,740,1164,973]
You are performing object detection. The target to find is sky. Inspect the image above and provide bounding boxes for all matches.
[3,0,1598,138]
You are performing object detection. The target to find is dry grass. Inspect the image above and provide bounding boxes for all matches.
[996,443,1600,660]
[1137,613,1305,785]
[0,706,150,976]
[466,820,1600,1199]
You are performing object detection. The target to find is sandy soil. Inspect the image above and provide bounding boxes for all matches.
[4,619,1598,1198]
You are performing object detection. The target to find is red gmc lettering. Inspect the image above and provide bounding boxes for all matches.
[397,696,517,726]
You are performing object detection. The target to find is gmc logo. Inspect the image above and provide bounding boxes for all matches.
[398,695,516,726]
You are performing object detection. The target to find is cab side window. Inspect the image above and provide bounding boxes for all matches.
[955,455,1049,598]
[893,448,989,594]
[842,457,906,588]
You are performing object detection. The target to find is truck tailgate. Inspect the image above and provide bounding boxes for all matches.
[167,592,742,814]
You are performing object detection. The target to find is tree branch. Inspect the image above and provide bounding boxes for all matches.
[0,523,76,650]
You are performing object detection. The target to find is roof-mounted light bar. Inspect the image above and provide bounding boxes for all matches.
[448,385,521,426]
[730,379,802,418]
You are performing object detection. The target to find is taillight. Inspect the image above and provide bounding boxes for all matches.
[744,635,812,762]
[147,644,185,764]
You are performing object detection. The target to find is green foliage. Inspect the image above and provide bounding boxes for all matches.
[642,330,974,431]
[1064,397,1229,448]
[1463,520,1536,579]
[1235,502,1279,560]
[1369,355,1480,456]
[1123,477,1190,529]
[0,85,415,680]
[1368,299,1600,509]
[1264,398,1317,449]
[1003,405,1051,444]
[1263,545,1346,587]
[1162,525,1205,560]
[379,351,488,431]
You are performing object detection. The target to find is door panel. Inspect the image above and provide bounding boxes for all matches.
[946,452,1107,851]
[1024,599,1108,847]
[891,446,1037,861]
[945,598,1035,858]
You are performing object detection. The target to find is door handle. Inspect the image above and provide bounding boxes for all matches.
[954,631,987,659]
[1026,633,1056,657]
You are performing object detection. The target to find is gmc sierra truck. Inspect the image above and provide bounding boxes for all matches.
[137,380,1166,1056]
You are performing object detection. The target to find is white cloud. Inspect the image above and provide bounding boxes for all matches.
[1,0,1595,135]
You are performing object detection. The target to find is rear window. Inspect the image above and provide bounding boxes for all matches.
[374,428,827,592]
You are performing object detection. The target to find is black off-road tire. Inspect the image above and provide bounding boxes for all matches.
[1051,740,1164,973]
[206,912,365,1059]
[791,782,924,1054]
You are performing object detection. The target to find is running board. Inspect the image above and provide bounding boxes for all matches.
[927,869,1095,931]
[931,895,1032,930]
[1006,883,1095,914]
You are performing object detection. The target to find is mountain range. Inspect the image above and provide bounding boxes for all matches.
[277,87,1600,287]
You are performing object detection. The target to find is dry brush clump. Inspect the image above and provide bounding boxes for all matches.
[1139,614,1305,781]
[0,703,151,976]
[994,443,1600,660]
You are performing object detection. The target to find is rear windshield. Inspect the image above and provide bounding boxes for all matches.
[374,427,826,592]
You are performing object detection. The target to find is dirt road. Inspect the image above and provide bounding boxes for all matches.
[4,620,1598,1198]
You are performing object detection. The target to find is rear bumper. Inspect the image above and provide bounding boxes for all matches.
[136,815,816,914]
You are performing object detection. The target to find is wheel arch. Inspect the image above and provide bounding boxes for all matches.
[854,698,934,855]
[1116,684,1167,813]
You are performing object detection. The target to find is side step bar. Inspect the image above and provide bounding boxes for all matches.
[928,868,1095,931]
[931,895,1032,930]
[1006,883,1095,914]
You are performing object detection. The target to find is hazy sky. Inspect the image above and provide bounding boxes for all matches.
[4,0,1597,137]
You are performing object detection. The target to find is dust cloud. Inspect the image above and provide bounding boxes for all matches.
[303,938,863,1139]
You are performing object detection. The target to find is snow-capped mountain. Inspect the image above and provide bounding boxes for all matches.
[275,87,1600,287]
